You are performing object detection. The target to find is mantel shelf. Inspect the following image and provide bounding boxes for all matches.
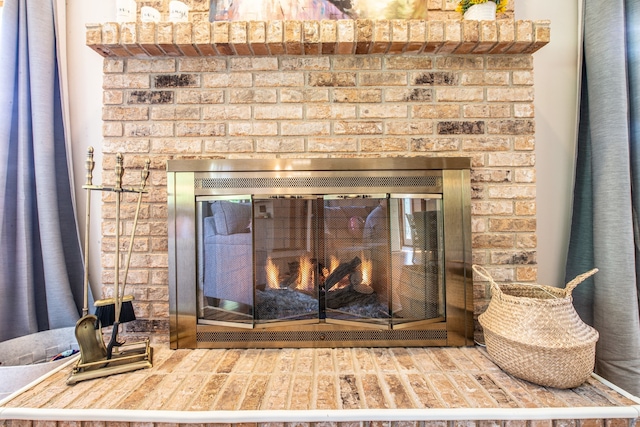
[86,19,550,58]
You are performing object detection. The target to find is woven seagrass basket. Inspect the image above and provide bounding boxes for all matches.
[474,265,599,389]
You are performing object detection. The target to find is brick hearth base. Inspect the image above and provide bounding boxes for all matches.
[1,346,639,426]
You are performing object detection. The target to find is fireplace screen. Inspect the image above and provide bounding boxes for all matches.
[168,158,472,348]
[197,194,445,326]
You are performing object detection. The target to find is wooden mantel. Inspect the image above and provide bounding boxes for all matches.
[85,19,550,58]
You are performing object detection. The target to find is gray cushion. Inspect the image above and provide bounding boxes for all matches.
[210,201,251,235]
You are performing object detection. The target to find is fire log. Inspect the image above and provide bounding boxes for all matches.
[326,276,376,309]
[326,284,358,308]
[324,256,361,291]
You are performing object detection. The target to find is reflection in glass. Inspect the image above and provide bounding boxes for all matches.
[391,196,445,324]
[197,197,254,324]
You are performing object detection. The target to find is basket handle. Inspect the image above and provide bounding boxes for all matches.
[472,264,502,295]
[564,268,598,296]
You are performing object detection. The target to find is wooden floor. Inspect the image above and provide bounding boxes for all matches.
[1,345,639,426]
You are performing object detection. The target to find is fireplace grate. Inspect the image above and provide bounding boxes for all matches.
[196,175,442,191]
[197,328,447,343]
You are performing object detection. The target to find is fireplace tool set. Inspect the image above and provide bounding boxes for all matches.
[67,148,153,385]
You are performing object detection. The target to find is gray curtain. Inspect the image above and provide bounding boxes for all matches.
[0,0,85,342]
[566,0,640,396]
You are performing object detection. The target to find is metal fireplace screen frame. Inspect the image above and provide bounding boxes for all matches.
[167,157,473,349]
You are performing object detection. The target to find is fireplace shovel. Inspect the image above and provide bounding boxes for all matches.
[67,150,152,385]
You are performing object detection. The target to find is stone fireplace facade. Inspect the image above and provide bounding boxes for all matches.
[86,5,548,345]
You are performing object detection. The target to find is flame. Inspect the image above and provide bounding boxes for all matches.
[329,255,340,273]
[266,257,280,289]
[361,254,372,286]
[297,255,313,291]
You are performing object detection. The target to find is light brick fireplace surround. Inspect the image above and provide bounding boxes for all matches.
[85,1,549,346]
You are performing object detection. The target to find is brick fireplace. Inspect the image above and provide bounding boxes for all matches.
[85,4,548,345]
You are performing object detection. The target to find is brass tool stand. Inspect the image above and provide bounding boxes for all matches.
[67,149,153,385]
[67,339,152,384]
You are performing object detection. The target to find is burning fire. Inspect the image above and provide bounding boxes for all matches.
[361,253,372,286]
[329,255,340,273]
[296,255,314,291]
[266,253,373,292]
[266,255,315,291]
[265,257,281,289]
[323,255,342,286]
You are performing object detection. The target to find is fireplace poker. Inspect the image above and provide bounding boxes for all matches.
[104,153,126,359]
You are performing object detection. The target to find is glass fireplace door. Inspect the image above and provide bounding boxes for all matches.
[390,195,445,326]
[196,194,446,329]
[253,196,320,325]
[322,195,392,326]
[197,196,254,326]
